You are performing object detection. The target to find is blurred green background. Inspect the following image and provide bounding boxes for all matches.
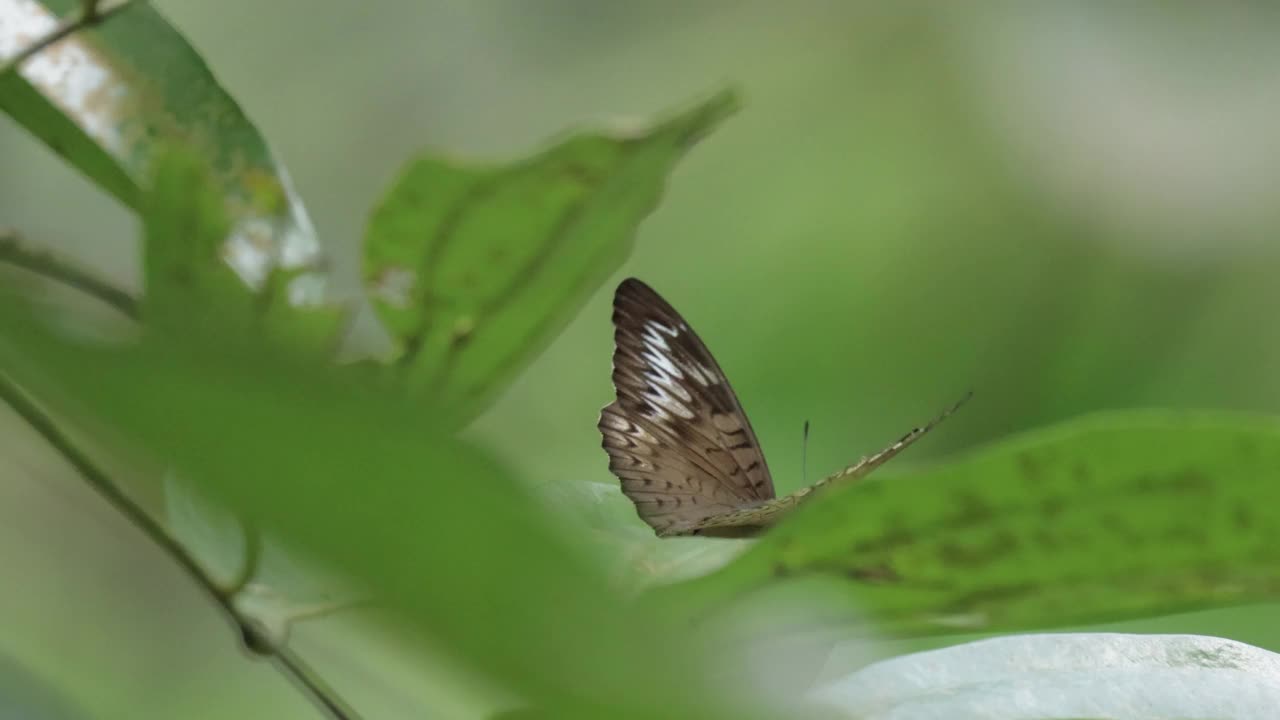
[4,2,1280,717]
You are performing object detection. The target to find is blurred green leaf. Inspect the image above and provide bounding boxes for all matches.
[257,286,351,359]
[662,413,1280,636]
[143,148,248,333]
[141,146,346,352]
[0,298,779,719]
[0,0,326,302]
[0,653,91,720]
[364,89,739,428]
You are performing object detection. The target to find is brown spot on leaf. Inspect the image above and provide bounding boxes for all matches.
[1162,525,1204,544]
[937,530,1019,568]
[947,583,1035,613]
[1040,495,1066,518]
[852,524,915,555]
[1131,469,1211,494]
[946,491,994,528]
[1100,513,1141,544]
[1072,462,1092,487]
[1032,528,1060,550]
[1234,504,1254,530]
[1170,469,1211,491]
[846,563,900,584]
[1018,452,1043,485]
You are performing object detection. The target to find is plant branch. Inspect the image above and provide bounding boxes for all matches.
[0,230,139,319]
[0,371,363,720]
[0,0,137,77]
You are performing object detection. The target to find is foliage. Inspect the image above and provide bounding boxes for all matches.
[1,2,1277,719]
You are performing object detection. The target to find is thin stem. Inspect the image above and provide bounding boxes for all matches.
[0,230,139,319]
[270,647,363,720]
[0,0,137,78]
[0,371,363,720]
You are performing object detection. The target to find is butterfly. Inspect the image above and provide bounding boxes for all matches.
[598,277,969,538]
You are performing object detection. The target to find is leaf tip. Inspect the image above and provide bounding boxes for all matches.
[663,86,743,147]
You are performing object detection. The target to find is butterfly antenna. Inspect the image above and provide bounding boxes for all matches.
[802,419,811,486]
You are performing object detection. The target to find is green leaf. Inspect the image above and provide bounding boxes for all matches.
[0,299,778,719]
[257,288,351,358]
[661,413,1280,636]
[364,89,740,428]
[0,0,327,302]
[0,72,137,208]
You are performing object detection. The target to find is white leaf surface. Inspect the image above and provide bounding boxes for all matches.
[813,633,1280,720]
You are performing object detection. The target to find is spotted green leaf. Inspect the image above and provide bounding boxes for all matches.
[364,90,739,428]
[661,413,1280,636]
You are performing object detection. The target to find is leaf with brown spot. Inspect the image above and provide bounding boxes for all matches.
[657,412,1280,637]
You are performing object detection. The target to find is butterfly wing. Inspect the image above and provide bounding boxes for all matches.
[598,278,775,537]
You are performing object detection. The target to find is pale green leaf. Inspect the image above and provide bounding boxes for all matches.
[364,90,739,428]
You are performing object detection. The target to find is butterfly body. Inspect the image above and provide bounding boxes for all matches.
[598,277,966,538]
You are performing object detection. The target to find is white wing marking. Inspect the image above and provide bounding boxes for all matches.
[643,321,673,351]
[641,347,682,380]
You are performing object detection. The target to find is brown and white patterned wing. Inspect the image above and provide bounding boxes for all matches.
[598,278,775,537]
